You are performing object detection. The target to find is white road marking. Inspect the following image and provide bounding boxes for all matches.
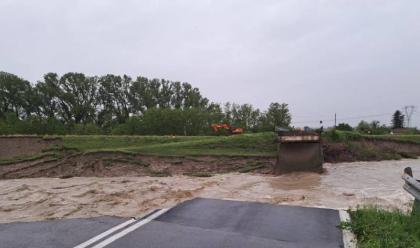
[73,218,137,248]
[339,210,357,248]
[91,208,169,248]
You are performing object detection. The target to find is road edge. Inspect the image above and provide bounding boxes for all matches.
[339,210,357,248]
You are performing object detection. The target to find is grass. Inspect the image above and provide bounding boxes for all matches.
[342,208,420,248]
[322,130,420,144]
[365,134,420,144]
[62,132,278,157]
[322,130,364,142]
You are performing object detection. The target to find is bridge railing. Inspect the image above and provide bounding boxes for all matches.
[402,167,420,215]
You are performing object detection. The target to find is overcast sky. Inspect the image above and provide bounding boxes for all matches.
[1,0,419,127]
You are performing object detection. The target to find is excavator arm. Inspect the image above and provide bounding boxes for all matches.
[211,124,244,135]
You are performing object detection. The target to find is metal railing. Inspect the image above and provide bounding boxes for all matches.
[402,167,420,214]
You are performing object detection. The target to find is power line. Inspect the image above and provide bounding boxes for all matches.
[292,112,392,125]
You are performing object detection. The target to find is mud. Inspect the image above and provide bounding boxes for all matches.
[0,159,418,223]
[323,139,420,163]
[0,153,275,179]
[0,136,62,159]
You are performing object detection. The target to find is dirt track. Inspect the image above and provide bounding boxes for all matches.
[0,159,418,223]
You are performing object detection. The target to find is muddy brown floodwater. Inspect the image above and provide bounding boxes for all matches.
[0,159,419,223]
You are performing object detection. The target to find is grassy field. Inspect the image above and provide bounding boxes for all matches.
[321,130,420,143]
[342,208,420,248]
[60,131,420,158]
[62,132,278,157]
[365,134,420,144]
[2,131,419,164]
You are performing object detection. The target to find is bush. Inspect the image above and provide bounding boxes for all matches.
[111,117,144,135]
[356,120,391,135]
[0,113,66,135]
[323,130,362,142]
[336,123,353,131]
[72,123,102,135]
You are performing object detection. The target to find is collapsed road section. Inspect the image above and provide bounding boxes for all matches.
[0,198,348,248]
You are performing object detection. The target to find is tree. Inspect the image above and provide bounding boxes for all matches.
[171,82,183,109]
[224,103,261,131]
[129,77,161,114]
[336,123,353,131]
[181,83,207,109]
[205,102,225,132]
[158,79,173,108]
[260,102,291,131]
[236,104,261,131]
[356,120,370,133]
[56,73,98,124]
[34,73,61,119]
[392,110,404,129]
[0,71,34,118]
[356,120,390,134]
[0,71,297,135]
[98,74,131,125]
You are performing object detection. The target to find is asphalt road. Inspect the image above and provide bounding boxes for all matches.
[0,198,345,248]
[0,216,126,248]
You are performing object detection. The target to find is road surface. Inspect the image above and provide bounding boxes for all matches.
[0,198,345,248]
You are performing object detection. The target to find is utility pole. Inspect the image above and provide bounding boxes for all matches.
[403,105,416,128]
[334,113,337,128]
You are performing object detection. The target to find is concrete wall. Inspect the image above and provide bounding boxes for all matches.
[0,136,62,159]
[274,142,323,174]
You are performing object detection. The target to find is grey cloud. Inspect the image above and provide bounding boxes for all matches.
[1,0,419,127]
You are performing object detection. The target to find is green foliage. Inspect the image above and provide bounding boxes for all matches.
[111,117,144,135]
[223,102,262,131]
[392,110,404,129]
[365,134,420,144]
[260,102,292,131]
[342,208,420,248]
[0,114,66,135]
[336,123,353,131]
[98,74,131,125]
[72,123,102,135]
[62,132,277,157]
[0,71,292,135]
[0,71,33,118]
[322,130,362,142]
[357,120,391,135]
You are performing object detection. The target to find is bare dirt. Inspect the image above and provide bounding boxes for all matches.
[3,138,420,179]
[0,159,418,223]
[323,139,420,162]
[0,153,275,179]
[0,136,62,159]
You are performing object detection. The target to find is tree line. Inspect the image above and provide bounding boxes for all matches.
[0,71,291,135]
[335,110,419,135]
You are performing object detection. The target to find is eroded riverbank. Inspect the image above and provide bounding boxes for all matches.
[0,159,418,223]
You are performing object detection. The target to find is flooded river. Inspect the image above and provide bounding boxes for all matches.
[0,159,418,223]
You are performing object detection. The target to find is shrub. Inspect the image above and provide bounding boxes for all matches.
[336,123,353,131]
